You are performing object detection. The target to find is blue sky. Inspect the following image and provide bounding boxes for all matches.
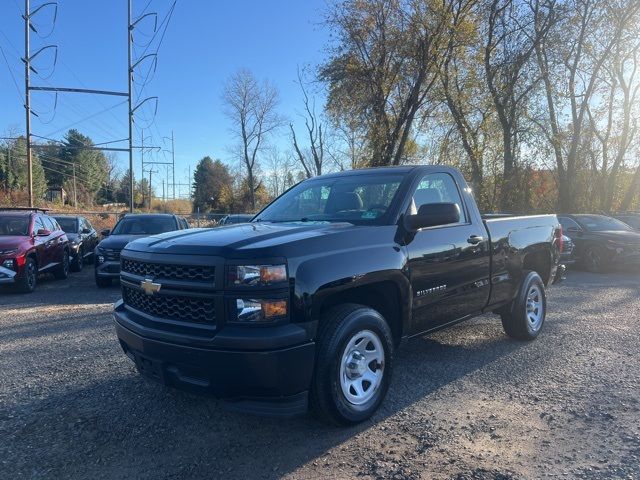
[0,0,329,197]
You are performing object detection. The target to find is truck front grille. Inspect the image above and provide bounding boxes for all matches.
[104,249,120,261]
[121,259,215,283]
[122,285,215,325]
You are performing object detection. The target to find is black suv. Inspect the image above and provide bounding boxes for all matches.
[53,215,99,272]
[94,214,185,287]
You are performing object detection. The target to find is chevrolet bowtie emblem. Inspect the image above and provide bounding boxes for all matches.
[141,278,161,296]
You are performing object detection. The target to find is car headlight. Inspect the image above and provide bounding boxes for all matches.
[234,298,288,323]
[0,248,18,255]
[2,259,15,269]
[227,264,287,287]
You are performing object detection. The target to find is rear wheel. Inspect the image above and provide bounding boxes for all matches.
[310,304,394,425]
[15,257,37,293]
[53,250,70,280]
[501,271,546,341]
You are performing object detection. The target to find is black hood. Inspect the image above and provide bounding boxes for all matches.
[589,230,640,244]
[124,222,370,257]
[98,234,151,251]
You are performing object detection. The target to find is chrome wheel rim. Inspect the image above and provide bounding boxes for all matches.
[526,285,543,331]
[339,330,384,406]
[587,249,601,270]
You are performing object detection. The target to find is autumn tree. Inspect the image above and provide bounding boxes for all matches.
[321,0,454,166]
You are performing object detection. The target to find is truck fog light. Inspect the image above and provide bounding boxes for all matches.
[98,255,105,264]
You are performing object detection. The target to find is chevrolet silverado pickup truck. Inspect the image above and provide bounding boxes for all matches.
[113,166,564,424]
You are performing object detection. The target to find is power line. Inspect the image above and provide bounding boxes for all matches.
[0,45,23,102]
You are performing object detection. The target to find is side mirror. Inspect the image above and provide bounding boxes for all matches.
[81,228,91,234]
[404,203,460,231]
[101,229,111,237]
[36,228,51,236]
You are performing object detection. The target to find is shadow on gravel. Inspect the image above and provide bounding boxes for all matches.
[0,320,526,480]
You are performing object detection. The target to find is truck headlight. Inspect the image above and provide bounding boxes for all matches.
[227,264,287,287]
[234,298,288,323]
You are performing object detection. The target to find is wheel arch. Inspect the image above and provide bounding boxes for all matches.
[315,279,408,347]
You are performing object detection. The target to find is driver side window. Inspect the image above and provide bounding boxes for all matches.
[410,173,467,223]
[33,216,46,234]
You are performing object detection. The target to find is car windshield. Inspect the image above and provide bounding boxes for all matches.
[577,215,632,232]
[254,174,404,224]
[111,216,176,235]
[55,217,77,233]
[0,216,30,236]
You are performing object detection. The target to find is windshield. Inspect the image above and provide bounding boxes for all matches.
[576,215,632,232]
[111,216,176,235]
[0,216,30,236]
[55,217,77,233]
[255,174,404,224]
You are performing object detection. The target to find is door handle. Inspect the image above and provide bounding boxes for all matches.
[467,235,484,245]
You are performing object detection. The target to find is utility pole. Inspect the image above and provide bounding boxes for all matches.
[171,131,175,199]
[127,0,134,212]
[72,164,77,208]
[24,0,33,207]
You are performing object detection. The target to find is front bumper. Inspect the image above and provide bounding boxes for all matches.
[113,303,315,417]
[95,260,120,278]
[0,265,17,284]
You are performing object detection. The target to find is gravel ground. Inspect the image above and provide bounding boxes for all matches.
[0,267,639,479]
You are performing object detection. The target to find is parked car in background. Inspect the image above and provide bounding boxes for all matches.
[218,214,253,225]
[0,208,70,293]
[114,165,563,424]
[53,215,99,272]
[94,213,186,288]
[558,214,640,272]
[559,234,575,266]
[612,212,640,231]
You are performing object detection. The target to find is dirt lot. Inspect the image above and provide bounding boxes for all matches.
[0,267,638,479]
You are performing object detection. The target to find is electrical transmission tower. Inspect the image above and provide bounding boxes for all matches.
[20,0,172,211]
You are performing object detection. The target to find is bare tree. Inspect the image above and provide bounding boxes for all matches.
[222,69,283,209]
[290,68,327,178]
[533,0,639,211]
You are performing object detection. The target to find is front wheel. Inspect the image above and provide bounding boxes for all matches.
[501,271,546,341]
[583,245,607,273]
[15,257,37,293]
[70,247,84,272]
[310,304,394,425]
[53,250,70,280]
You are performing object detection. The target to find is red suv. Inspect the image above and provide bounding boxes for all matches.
[0,208,71,293]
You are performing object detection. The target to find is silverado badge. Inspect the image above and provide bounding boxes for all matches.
[141,278,161,296]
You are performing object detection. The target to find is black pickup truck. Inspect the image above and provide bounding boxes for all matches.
[113,166,563,424]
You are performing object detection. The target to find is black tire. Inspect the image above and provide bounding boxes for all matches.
[583,245,607,273]
[501,271,546,341]
[53,250,70,280]
[70,247,84,272]
[15,257,37,293]
[310,304,394,425]
[95,269,112,288]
